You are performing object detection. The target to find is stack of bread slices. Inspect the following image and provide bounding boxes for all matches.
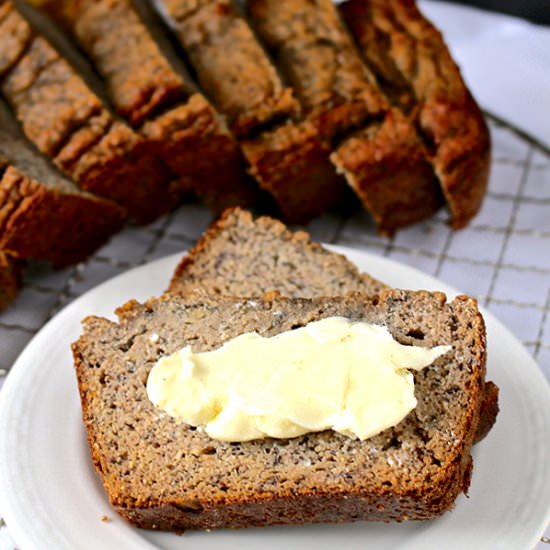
[0,0,489,309]
[73,207,498,531]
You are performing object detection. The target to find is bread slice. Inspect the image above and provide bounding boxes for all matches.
[0,101,126,267]
[247,0,385,141]
[0,251,20,311]
[158,0,299,138]
[0,1,177,224]
[168,207,386,298]
[73,289,487,529]
[168,208,498,442]
[33,0,256,213]
[340,0,490,229]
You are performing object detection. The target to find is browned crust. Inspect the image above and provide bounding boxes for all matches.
[162,0,299,137]
[0,250,21,311]
[331,109,443,236]
[140,94,258,211]
[475,381,499,443]
[241,121,347,223]
[340,0,491,229]
[114,476,466,529]
[0,164,126,267]
[0,2,178,224]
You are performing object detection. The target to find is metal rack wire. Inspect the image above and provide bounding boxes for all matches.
[0,114,549,382]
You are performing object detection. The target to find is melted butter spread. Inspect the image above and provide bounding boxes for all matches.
[146,317,451,442]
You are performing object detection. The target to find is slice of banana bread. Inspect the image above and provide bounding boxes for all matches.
[0,251,20,311]
[73,289,488,529]
[158,0,298,138]
[340,0,490,229]
[247,0,385,141]
[168,207,386,297]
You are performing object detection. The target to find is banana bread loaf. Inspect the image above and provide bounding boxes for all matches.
[72,289,488,529]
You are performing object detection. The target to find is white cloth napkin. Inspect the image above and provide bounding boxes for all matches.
[420,0,550,149]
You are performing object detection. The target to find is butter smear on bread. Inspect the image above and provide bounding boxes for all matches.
[147,317,451,442]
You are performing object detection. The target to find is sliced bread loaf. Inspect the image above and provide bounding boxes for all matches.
[73,289,487,529]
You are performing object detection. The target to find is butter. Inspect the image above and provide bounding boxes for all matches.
[146,317,451,442]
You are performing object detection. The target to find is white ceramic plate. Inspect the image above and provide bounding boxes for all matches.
[0,247,549,550]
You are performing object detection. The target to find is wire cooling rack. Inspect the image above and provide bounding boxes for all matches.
[0,115,548,383]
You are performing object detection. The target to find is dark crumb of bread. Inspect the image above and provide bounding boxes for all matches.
[73,288,493,530]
